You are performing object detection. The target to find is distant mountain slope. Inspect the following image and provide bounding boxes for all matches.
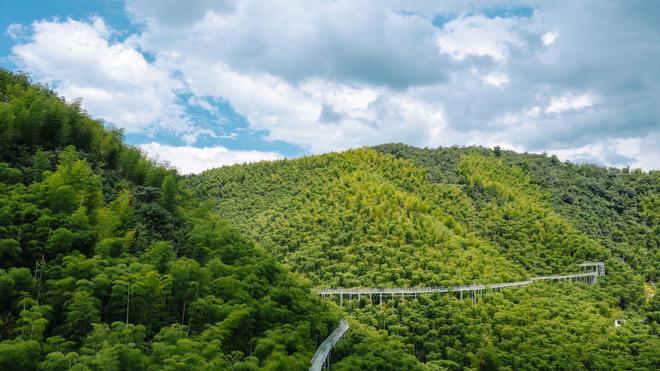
[376,144,659,281]
[189,147,655,295]
[190,144,659,369]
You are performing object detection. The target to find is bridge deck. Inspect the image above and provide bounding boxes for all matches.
[310,319,349,371]
[531,272,597,281]
[317,265,601,297]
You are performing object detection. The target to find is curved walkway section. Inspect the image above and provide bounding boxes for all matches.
[310,319,349,371]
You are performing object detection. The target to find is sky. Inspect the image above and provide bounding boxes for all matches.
[1,0,658,173]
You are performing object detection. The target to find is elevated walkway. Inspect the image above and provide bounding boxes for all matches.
[316,262,604,305]
[311,262,605,369]
[310,319,349,371]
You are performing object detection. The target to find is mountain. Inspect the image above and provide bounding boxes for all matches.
[1,68,657,370]
[0,70,423,370]
[189,144,659,369]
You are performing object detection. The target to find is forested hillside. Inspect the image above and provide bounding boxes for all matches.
[375,144,659,284]
[0,70,424,370]
[1,68,657,370]
[190,144,659,369]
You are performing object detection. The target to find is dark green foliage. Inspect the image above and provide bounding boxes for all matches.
[0,163,22,184]
[0,239,21,268]
[64,291,100,342]
[0,340,41,370]
[140,241,175,273]
[0,70,417,370]
[160,175,177,212]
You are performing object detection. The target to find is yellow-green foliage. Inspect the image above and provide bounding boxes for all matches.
[193,149,526,287]
[459,154,608,273]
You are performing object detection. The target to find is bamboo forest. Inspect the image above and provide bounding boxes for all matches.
[0,69,658,370]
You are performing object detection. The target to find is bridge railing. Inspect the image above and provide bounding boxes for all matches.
[310,319,349,371]
[311,263,604,368]
[316,262,603,303]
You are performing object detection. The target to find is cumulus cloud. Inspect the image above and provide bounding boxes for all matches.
[139,142,283,174]
[10,17,190,134]
[481,72,510,88]
[546,92,597,114]
[436,14,525,62]
[125,0,236,27]
[542,31,558,46]
[550,133,659,169]
[132,0,452,89]
[180,62,448,152]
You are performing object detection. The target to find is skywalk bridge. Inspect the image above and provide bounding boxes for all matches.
[309,320,349,371]
[316,262,605,306]
[310,262,605,370]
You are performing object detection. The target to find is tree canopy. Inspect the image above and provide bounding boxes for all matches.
[0,69,419,370]
[189,143,658,369]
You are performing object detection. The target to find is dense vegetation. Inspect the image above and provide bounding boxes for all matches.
[375,144,659,284]
[1,68,657,369]
[0,70,423,370]
[190,144,659,369]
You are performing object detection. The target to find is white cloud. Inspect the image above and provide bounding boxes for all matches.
[10,17,189,134]
[5,23,26,39]
[436,15,522,62]
[181,62,448,153]
[136,0,449,88]
[542,31,558,46]
[139,142,283,174]
[550,133,659,169]
[125,0,236,27]
[481,72,510,88]
[546,92,597,114]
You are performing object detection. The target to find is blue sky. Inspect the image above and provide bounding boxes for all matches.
[2,0,659,172]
